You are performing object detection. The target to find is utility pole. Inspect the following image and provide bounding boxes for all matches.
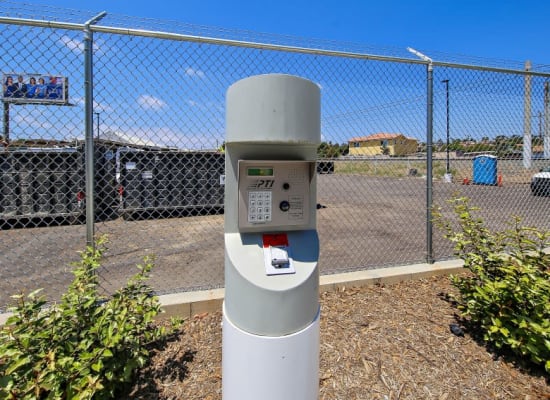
[93,112,100,141]
[545,81,550,158]
[523,60,532,169]
[538,111,542,145]
[441,79,450,174]
[2,102,9,145]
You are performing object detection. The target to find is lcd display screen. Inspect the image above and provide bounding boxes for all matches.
[247,167,274,176]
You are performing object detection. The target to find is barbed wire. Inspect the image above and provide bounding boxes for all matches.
[1,0,548,72]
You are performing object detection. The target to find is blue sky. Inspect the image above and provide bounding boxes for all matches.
[14,0,550,68]
[2,0,549,148]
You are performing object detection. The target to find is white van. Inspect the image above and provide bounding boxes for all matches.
[531,166,550,196]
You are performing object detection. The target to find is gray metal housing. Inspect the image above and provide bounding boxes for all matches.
[224,74,321,336]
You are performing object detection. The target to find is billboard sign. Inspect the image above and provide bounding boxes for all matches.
[2,72,69,105]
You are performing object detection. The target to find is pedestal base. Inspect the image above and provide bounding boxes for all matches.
[222,302,320,400]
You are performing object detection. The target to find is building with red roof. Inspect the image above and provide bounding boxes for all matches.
[348,133,418,157]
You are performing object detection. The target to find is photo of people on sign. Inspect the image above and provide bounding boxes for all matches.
[2,72,69,105]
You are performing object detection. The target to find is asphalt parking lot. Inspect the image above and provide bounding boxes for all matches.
[1,173,548,310]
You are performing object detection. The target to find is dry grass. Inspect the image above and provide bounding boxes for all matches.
[123,274,550,399]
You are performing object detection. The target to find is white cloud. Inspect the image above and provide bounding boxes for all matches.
[92,100,114,112]
[59,35,83,53]
[67,98,113,114]
[185,67,205,78]
[137,94,167,110]
[58,35,105,54]
[13,113,54,131]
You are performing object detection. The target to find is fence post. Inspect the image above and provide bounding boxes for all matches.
[83,12,106,247]
[425,60,434,264]
[407,47,434,264]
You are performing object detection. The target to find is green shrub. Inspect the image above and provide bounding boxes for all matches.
[0,236,176,399]
[433,197,550,374]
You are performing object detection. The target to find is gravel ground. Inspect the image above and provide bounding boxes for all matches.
[4,175,550,311]
[123,274,550,399]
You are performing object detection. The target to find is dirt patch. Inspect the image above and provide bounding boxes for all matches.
[123,274,549,399]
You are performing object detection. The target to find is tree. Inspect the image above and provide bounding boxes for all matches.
[448,139,465,152]
[317,141,346,158]
[339,143,349,156]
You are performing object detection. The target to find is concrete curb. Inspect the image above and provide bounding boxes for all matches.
[158,258,464,321]
[0,259,464,325]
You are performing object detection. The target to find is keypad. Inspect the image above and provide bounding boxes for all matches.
[248,191,272,223]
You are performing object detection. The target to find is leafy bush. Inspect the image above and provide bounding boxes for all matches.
[0,236,176,399]
[433,197,550,374]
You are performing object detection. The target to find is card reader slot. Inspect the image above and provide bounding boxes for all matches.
[270,245,289,268]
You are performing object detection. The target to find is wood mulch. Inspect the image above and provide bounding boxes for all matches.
[123,274,550,399]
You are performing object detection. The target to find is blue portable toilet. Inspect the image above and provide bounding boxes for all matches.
[472,154,498,185]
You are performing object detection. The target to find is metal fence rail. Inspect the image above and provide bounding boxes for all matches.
[1,4,549,310]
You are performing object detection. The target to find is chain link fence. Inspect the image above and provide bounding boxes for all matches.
[1,4,549,310]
